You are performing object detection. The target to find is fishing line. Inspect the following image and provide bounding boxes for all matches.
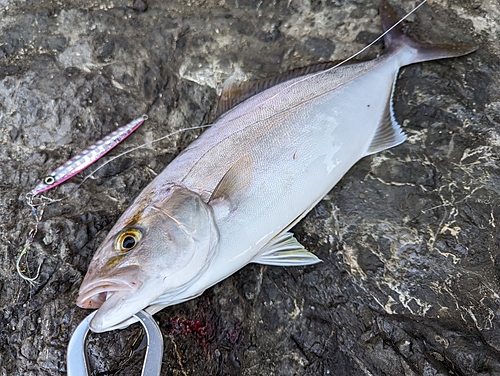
[325,0,428,71]
[25,0,427,207]
[210,0,430,126]
[271,0,429,97]
[76,124,211,190]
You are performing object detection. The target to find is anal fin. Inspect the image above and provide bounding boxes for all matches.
[253,232,322,266]
[365,78,406,156]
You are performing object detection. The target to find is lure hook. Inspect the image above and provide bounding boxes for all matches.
[16,200,44,285]
[15,241,43,286]
[67,310,164,376]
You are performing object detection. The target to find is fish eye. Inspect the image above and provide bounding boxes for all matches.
[44,176,55,185]
[115,229,142,253]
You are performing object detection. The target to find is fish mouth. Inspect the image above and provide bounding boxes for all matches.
[76,267,163,332]
[77,278,142,309]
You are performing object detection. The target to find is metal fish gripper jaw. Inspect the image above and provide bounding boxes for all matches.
[67,310,164,376]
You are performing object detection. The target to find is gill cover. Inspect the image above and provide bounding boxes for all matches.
[141,184,220,294]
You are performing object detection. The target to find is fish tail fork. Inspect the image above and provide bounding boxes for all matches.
[380,0,477,65]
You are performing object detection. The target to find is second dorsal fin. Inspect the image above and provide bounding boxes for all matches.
[216,61,346,118]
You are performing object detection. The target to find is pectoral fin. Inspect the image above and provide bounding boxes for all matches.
[253,232,322,266]
[209,154,253,206]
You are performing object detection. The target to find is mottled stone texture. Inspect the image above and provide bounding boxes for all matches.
[0,0,498,375]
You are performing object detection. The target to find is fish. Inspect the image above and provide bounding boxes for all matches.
[76,0,476,333]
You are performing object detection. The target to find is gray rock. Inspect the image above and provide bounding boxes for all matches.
[0,0,498,375]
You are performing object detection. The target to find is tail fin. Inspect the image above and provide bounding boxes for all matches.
[380,0,477,64]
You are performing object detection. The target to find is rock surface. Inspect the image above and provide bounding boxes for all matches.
[0,0,498,375]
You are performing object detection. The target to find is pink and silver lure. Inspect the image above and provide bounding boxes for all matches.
[28,115,148,197]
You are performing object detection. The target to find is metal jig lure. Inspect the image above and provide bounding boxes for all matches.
[28,115,148,197]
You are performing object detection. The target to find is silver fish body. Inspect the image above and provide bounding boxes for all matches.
[77,1,476,332]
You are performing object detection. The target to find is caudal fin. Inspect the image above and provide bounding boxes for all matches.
[381,0,477,64]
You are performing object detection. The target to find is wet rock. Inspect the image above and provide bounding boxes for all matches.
[0,1,498,375]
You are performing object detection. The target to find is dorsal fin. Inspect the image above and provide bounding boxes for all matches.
[215,61,346,117]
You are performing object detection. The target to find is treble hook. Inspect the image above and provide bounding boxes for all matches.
[67,310,164,376]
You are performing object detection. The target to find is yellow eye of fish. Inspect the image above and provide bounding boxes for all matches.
[115,229,142,252]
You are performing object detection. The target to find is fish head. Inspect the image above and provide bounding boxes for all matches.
[76,185,219,332]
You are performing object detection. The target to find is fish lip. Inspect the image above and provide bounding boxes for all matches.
[88,289,150,332]
[76,278,141,309]
[88,278,167,332]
